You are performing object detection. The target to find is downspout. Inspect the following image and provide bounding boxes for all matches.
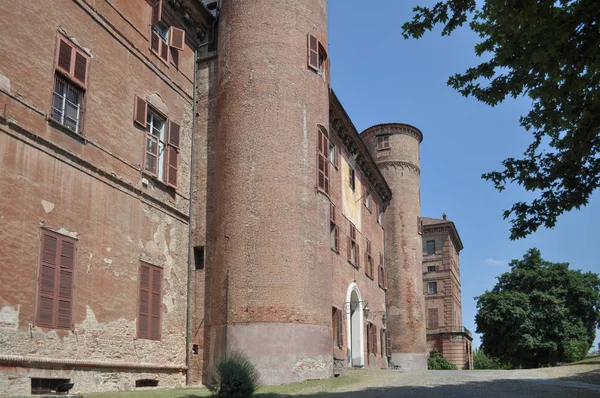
[382,219,389,367]
[185,45,199,386]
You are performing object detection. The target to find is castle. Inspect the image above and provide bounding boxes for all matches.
[0,0,470,395]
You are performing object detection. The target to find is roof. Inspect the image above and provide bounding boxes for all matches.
[422,216,464,252]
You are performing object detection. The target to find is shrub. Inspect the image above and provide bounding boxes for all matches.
[473,349,508,369]
[207,350,261,398]
[428,350,457,370]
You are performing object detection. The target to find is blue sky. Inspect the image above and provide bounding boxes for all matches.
[329,0,600,351]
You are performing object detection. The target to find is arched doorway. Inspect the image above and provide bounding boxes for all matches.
[346,283,364,367]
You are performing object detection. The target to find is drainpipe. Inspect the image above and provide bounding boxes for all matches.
[382,220,389,367]
[185,45,199,386]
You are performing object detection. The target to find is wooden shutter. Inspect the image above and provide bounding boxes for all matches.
[334,146,340,168]
[36,231,76,329]
[73,52,88,87]
[138,262,163,340]
[151,31,160,54]
[317,127,329,193]
[386,330,392,357]
[37,232,58,328]
[151,0,162,26]
[57,240,75,329]
[418,216,423,235]
[347,236,352,263]
[428,308,439,329]
[160,39,169,63]
[308,34,319,71]
[330,202,336,223]
[336,308,343,347]
[56,37,73,76]
[134,95,147,127]
[381,329,386,358]
[366,323,371,354]
[144,133,159,176]
[169,27,185,51]
[334,225,339,252]
[166,120,180,189]
[356,243,360,268]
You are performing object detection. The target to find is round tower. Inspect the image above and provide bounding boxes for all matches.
[207,0,331,385]
[362,123,427,370]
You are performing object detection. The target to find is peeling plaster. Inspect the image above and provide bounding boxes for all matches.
[0,305,19,329]
[41,200,55,213]
[87,252,93,274]
[103,258,113,264]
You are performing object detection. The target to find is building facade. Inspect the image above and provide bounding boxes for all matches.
[422,216,473,369]
[0,0,467,395]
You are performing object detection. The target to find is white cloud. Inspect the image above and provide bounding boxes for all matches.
[485,257,506,266]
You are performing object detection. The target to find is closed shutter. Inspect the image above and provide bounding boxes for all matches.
[334,225,339,252]
[37,233,58,328]
[151,0,162,26]
[36,231,76,329]
[55,35,89,88]
[373,325,377,355]
[347,236,352,263]
[160,40,169,63]
[151,31,160,54]
[366,323,371,354]
[428,308,439,329]
[133,95,147,127]
[386,330,392,357]
[307,34,319,71]
[381,329,385,358]
[169,27,185,51]
[356,243,360,268]
[166,120,180,189]
[57,240,75,329]
[336,308,343,347]
[138,262,163,340]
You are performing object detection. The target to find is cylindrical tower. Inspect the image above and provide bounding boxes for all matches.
[206,0,331,385]
[362,123,427,370]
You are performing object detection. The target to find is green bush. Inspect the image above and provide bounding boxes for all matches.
[473,349,508,369]
[207,350,262,398]
[563,339,589,363]
[428,350,457,370]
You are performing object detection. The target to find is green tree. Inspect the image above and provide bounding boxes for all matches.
[473,349,507,369]
[475,248,600,368]
[402,1,600,240]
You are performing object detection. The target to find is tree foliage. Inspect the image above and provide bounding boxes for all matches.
[473,349,508,370]
[428,350,458,370]
[402,0,600,239]
[475,248,600,368]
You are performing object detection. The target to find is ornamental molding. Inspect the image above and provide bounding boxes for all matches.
[377,160,420,175]
[361,124,423,143]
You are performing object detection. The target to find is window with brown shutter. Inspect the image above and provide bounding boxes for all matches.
[330,202,339,253]
[166,120,180,188]
[138,262,163,340]
[427,308,439,329]
[378,253,385,289]
[366,323,371,354]
[35,230,76,330]
[418,216,423,235]
[149,1,186,65]
[381,328,386,358]
[365,240,373,279]
[169,27,185,51]
[307,33,328,81]
[317,126,329,194]
[151,0,162,26]
[348,224,358,268]
[51,34,90,135]
[373,325,378,355]
[332,307,343,348]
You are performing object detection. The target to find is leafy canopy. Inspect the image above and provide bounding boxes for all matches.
[475,248,600,367]
[402,0,600,239]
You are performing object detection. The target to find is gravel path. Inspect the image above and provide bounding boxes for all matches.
[292,365,600,397]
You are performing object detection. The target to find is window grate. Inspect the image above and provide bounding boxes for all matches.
[52,73,83,133]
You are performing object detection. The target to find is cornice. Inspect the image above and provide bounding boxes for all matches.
[361,123,423,143]
[423,222,464,252]
[377,160,420,175]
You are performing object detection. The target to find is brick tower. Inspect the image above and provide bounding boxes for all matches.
[361,123,427,370]
[205,0,331,385]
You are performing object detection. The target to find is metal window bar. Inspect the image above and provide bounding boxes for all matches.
[52,74,82,133]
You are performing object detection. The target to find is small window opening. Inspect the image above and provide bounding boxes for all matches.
[194,246,205,270]
[427,265,436,272]
[349,167,355,191]
[428,281,438,294]
[193,344,199,354]
[426,240,435,255]
[136,379,159,387]
[31,378,70,395]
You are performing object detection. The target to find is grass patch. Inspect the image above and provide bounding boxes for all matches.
[569,356,600,365]
[84,372,364,398]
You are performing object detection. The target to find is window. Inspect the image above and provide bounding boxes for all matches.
[194,246,204,270]
[378,208,383,225]
[349,166,356,191]
[376,135,390,150]
[426,240,435,255]
[365,239,374,279]
[378,253,387,289]
[317,126,330,194]
[307,33,328,81]
[150,0,186,65]
[329,141,339,167]
[428,281,437,294]
[51,34,89,134]
[35,230,76,330]
[366,323,377,355]
[364,190,371,211]
[133,95,180,188]
[332,307,343,348]
[138,262,163,340]
[385,329,392,357]
[427,265,436,272]
[347,223,359,268]
[31,378,70,395]
[330,203,339,252]
[427,308,439,329]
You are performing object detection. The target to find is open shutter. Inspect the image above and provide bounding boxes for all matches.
[373,325,377,355]
[366,324,371,354]
[144,133,159,176]
[307,34,319,71]
[160,40,170,63]
[418,216,423,235]
[138,263,151,339]
[73,51,88,88]
[56,37,73,76]
[133,95,147,127]
[37,232,58,328]
[356,243,360,268]
[57,239,75,329]
[169,27,185,51]
[150,266,162,340]
[347,236,352,263]
[166,120,180,189]
[151,0,162,26]
[334,146,340,168]
[337,308,343,347]
[151,31,160,54]
[334,225,339,252]
[386,330,392,357]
